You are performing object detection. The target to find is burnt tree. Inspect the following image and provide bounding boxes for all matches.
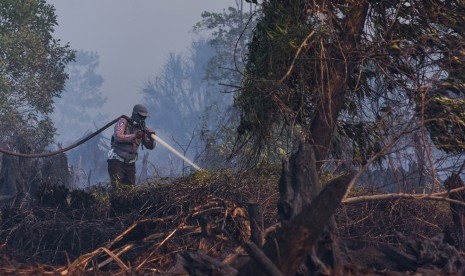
[238,142,354,275]
[444,173,465,249]
[0,154,39,208]
[0,150,72,208]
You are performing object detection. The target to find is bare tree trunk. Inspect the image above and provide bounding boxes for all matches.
[0,151,71,208]
[278,141,321,220]
[444,173,465,249]
[248,202,264,246]
[238,2,368,274]
[0,154,41,196]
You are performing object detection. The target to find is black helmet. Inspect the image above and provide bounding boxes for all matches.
[132,104,148,117]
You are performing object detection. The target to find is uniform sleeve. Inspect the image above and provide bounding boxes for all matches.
[113,118,136,143]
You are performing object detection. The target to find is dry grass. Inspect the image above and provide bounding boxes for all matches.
[0,168,459,275]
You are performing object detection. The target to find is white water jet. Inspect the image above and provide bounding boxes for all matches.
[151,134,202,171]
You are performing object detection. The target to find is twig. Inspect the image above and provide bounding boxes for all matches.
[156,228,178,250]
[100,247,130,271]
[93,244,134,270]
[279,31,316,83]
[343,115,418,200]
[136,228,178,271]
[420,92,440,193]
[59,247,104,275]
[221,208,229,231]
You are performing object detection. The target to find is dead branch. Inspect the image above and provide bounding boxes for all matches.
[343,186,465,206]
[243,241,284,276]
[279,31,316,83]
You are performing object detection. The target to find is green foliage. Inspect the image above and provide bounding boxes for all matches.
[0,0,74,150]
[185,169,220,187]
[193,5,258,167]
[236,0,327,158]
[192,5,266,168]
[236,0,465,165]
[336,122,383,165]
[424,96,465,153]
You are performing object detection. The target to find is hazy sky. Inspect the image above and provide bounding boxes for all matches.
[47,0,234,119]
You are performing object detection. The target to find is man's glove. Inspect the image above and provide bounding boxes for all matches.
[145,129,156,139]
[135,130,144,139]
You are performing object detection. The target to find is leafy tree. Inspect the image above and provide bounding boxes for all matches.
[193,4,257,87]
[0,0,74,196]
[237,0,465,175]
[234,1,465,273]
[0,0,74,151]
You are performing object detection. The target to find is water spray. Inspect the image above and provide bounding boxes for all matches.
[150,134,202,171]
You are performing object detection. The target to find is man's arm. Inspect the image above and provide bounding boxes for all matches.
[113,118,136,143]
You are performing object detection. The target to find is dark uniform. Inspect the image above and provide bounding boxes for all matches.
[107,104,155,188]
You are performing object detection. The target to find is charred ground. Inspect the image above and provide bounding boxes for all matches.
[0,168,463,275]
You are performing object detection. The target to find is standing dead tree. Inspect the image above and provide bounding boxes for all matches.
[0,151,72,209]
[238,142,354,275]
[444,173,465,249]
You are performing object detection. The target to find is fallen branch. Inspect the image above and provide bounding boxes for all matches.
[243,241,284,276]
[343,186,465,206]
[94,244,134,270]
[100,247,129,271]
[136,227,179,271]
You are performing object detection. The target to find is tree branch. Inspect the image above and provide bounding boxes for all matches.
[343,186,465,206]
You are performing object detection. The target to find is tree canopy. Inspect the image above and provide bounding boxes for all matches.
[237,0,465,173]
[0,0,74,151]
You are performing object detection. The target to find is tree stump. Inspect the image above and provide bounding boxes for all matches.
[239,140,353,275]
[278,141,321,220]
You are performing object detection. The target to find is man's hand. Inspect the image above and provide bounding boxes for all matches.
[135,130,144,139]
[145,130,156,138]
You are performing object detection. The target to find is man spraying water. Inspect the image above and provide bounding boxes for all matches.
[0,103,200,187]
[107,104,156,188]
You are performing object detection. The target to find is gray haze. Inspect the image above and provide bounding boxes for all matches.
[48,0,233,118]
[47,0,238,183]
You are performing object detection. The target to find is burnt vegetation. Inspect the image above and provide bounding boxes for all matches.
[0,167,464,275]
[4,0,465,275]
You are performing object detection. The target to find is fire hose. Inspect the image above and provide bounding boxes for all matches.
[0,115,202,171]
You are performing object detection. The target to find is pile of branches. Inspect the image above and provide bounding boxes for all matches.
[336,196,465,274]
[0,168,465,274]
[0,169,279,274]
[55,194,251,274]
[338,197,452,245]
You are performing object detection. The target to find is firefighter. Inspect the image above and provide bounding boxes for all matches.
[107,104,155,188]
